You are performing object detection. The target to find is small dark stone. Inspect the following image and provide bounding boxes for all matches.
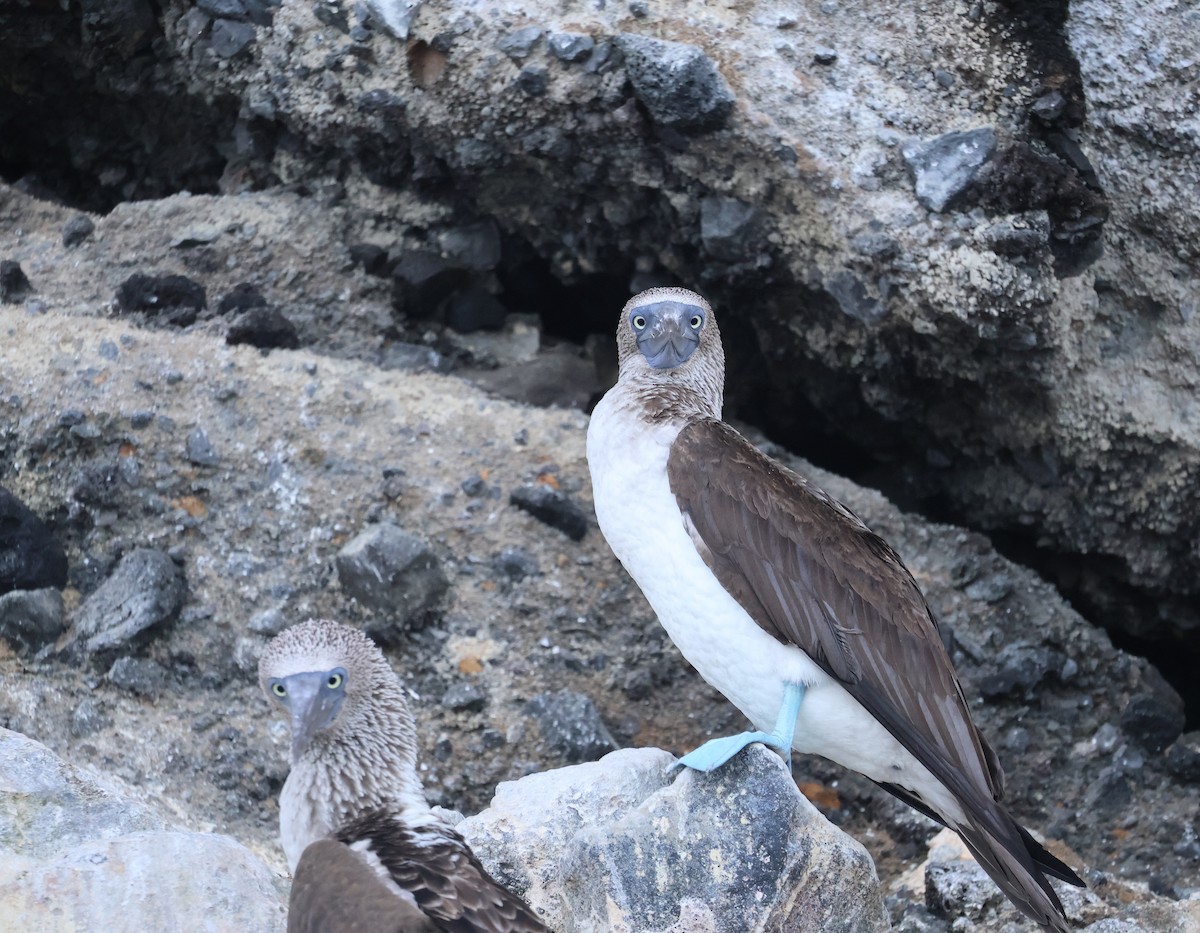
[445,286,507,333]
[70,697,112,738]
[494,547,539,581]
[107,656,169,696]
[98,339,119,361]
[548,32,594,63]
[0,588,66,654]
[442,682,487,712]
[628,0,649,17]
[130,411,154,429]
[72,458,139,508]
[62,214,96,248]
[1120,693,1186,754]
[217,283,268,314]
[197,0,248,19]
[186,428,221,466]
[226,306,301,350]
[827,272,888,323]
[335,523,449,632]
[1083,766,1132,815]
[526,690,617,763]
[69,548,187,656]
[700,196,765,262]
[976,643,1066,699]
[437,221,502,273]
[614,34,735,134]
[357,89,406,116]
[516,64,549,96]
[115,273,207,326]
[1030,90,1066,124]
[391,250,471,316]
[933,68,955,88]
[812,46,838,65]
[850,231,900,260]
[497,25,542,60]
[210,18,257,58]
[311,0,348,31]
[348,243,390,276]
[622,667,654,700]
[901,128,997,213]
[461,474,487,497]
[1164,732,1200,783]
[510,484,589,541]
[0,486,68,594]
[982,212,1051,257]
[0,261,32,303]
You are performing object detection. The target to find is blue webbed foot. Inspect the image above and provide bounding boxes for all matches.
[669,681,806,774]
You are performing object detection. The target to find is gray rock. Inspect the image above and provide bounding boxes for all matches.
[1083,766,1133,815]
[827,271,888,323]
[1030,89,1066,124]
[509,484,588,540]
[525,691,617,763]
[335,522,449,629]
[186,427,221,466]
[1120,693,1185,753]
[975,643,1066,699]
[548,32,594,63]
[61,214,96,248]
[445,285,508,333]
[436,221,501,272]
[493,546,538,581]
[459,745,888,932]
[981,211,1051,257]
[0,729,286,930]
[813,46,838,65]
[196,0,248,19]
[516,63,549,97]
[924,856,1005,922]
[361,0,421,40]
[700,195,766,262]
[210,18,257,58]
[614,34,735,133]
[69,697,112,738]
[442,681,487,712]
[68,549,186,656]
[0,261,31,303]
[901,128,997,212]
[497,25,542,60]
[1164,732,1200,783]
[0,587,65,653]
[106,656,169,696]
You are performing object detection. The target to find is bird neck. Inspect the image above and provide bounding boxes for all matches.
[616,367,723,426]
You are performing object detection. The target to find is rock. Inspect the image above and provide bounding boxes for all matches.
[0,728,286,931]
[226,306,301,349]
[509,483,588,540]
[70,697,112,737]
[390,249,471,316]
[210,18,256,59]
[1120,694,1186,754]
[981,211,1051,257]
[217,282,268,314]
[196,0,249,19]
[547,32,594,63]
[185,427,220,466]
[0,486,68,595]
[493,546,538,581]
[975,643,1067,699]
[0,260,32,303]
[436,220,501,273]
[700,195,766,263]
[614,34,735,133]
[361,0,421,40]
[61,214,96,247]
[1083,767,1132,816]
[442,681,487,712]
[525,691,617,763]
[334,522,449,631]
[459,746,888,932]
[106,656,169,696]
[0,588,66,654]
[1164,732,1200,783]
[348,242,390,276]
[1030,89,1066,124]
[813,46,838,65]
[444,285,508,333]
[902,128,998,212]
[497,25,541,60]
[67,548,186,657]
[114,273,207,326]
[516,64,549,97]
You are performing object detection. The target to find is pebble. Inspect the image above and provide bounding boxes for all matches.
[115,273,207,326]
[1120,693,1186,753]
[525,690,617,763]
[442,682,487,712]
[68,548,187,657]
[334,522,449,629]
[548,33,594,63]
[901,127,997,213]
[614,34,735,134]
[812,46,838,65]
[217,283,267,314]
[509,484,589,541]
[1164,732,1200,783]
[0,587,66,654]
[226,306,301,350]
[62,214,96,248]
[0,485,69,593]
[493,547,539,581]
[0,260,33,303]
[186,427,221,466]
[107,656,169,696]
[496,26,542,60]
[348,243,390,276]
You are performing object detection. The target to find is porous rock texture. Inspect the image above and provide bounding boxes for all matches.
[1,0,1200,928]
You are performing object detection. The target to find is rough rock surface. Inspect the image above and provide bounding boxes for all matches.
[0,729,287,931]
[461,745,889,932]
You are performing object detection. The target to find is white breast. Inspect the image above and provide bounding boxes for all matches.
[586,394,964,823]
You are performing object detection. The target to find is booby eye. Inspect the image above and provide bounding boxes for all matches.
[271,682,287,697]
[689,314,703,329]
[632,314,647,330]
[326,672,343,689]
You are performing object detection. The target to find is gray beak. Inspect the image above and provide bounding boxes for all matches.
[282,671,346,762]
[637,303,701,370]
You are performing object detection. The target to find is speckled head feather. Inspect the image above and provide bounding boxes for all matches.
[614,287,724,424]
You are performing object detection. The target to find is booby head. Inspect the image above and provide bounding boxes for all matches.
[258,618,416,766]
[615,287,725,419]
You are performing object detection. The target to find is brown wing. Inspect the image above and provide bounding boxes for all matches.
[289,838,436,933]
[667,419,1005,809]
[336,812,550,933]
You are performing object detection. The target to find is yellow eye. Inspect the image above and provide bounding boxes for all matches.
[689,314,703,329]
[271,682,286,697]
[632,315,646,330]
[327,673,343,689]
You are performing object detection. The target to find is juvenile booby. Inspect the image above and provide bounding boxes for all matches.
[259,618,548,933]
[586,287,1084,931]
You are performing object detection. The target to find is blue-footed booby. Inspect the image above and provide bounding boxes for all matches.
[259,618,548,933]
[586,287,1083,931]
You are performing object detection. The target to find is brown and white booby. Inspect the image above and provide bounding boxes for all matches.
[259,618,548,933]
[586,287,1084,931]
